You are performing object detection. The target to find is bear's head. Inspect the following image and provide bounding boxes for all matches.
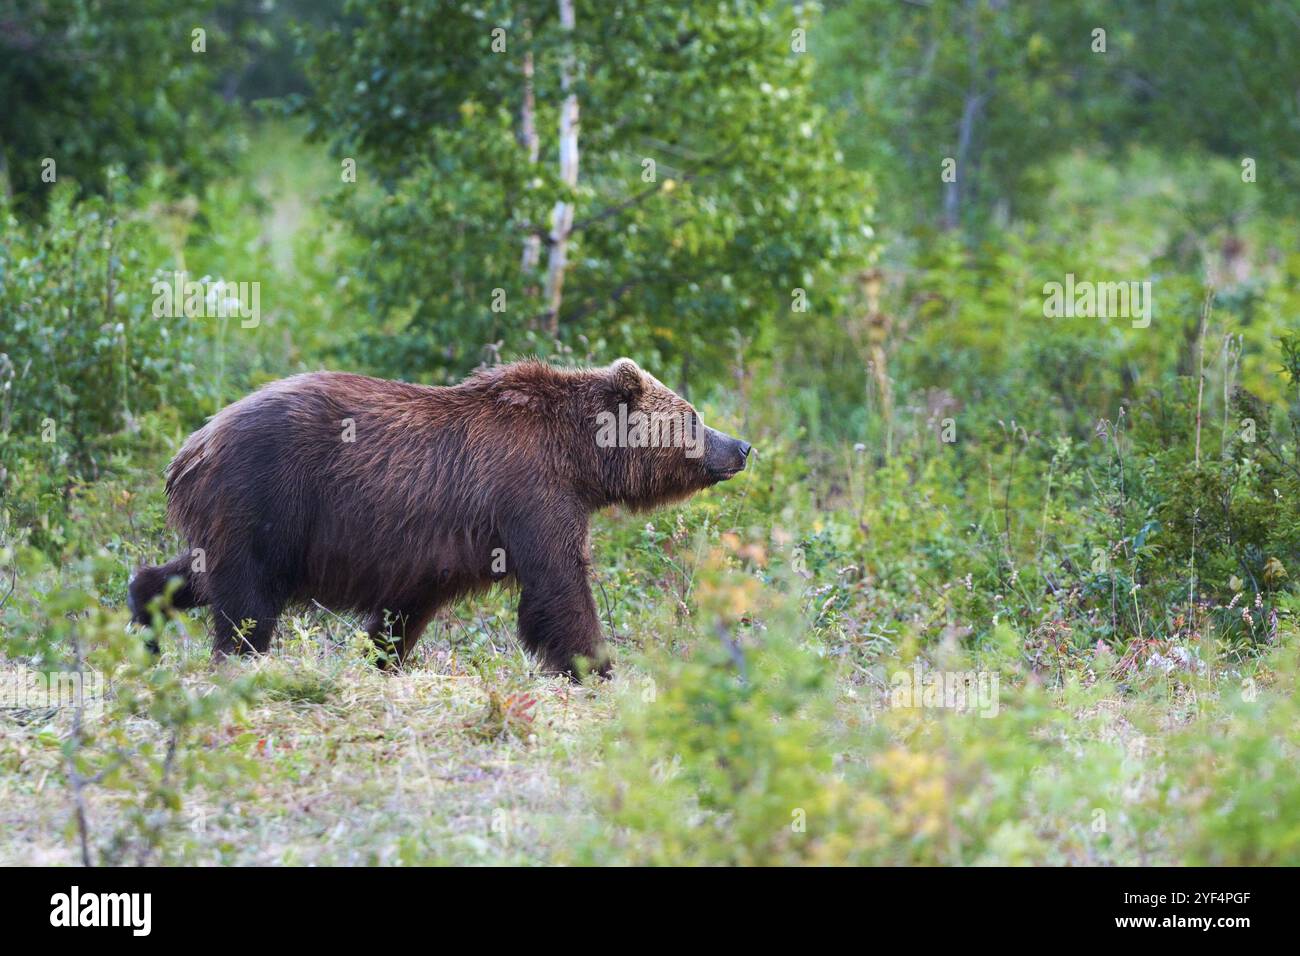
[592,358,751,509]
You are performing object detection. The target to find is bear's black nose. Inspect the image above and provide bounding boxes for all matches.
[738,441,752,459]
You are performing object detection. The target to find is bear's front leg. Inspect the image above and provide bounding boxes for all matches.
[504,521,607,679]
[516,570,611,679]
[507,513,611,680]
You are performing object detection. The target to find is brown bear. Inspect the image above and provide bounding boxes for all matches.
[128,358,751,677]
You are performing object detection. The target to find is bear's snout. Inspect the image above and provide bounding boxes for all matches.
[704,427,752,480]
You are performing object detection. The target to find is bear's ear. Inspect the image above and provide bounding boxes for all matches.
[609,357,645,401]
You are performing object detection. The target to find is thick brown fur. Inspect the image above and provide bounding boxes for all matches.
[128,358,750,677]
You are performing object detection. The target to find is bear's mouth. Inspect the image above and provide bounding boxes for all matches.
[707,463,745,482]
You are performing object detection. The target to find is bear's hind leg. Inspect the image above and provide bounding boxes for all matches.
[212,602,282,657]
[366,603,436,669]
[209,571,286,658]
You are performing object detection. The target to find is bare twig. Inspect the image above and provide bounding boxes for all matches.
[0,564,16,610]
[67,629,94,867]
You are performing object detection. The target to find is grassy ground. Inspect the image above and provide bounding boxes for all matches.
[3,430,1295,865]
[1,649,607,865]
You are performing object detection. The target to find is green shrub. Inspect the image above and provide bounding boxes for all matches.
[1,547,256,865]
[1,180,203,471]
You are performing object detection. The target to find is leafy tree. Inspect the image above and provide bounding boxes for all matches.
[1119,0,1300,195]
[215,0,349,102]
[303,0,873,383]
[0,180,203,480]
[819,0,1300,233]
[0,0,236,212]
[819,0,1120,232]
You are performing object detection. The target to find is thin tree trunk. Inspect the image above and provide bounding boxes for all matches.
[943,0,987,232]
[944,91,981,230]
[543,0,579,335]
[0,133,12,201]
[519,25,541,276]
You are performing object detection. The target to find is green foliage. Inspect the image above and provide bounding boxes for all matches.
[303,0,874,381]
[583,555,841,865]
[820,0,1119,230]
[1158,646,1300,865]
[0,181,212,561]
[0,182,202,454]
[1,547,255,865]
[0,0,238,213]
[820,0,1300,230]
[1129,376,1300,614]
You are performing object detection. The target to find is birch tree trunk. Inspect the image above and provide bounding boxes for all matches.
[519,25,541,276]
[543,0,579,335]
[943,0,984,232]
[942,90,981,231]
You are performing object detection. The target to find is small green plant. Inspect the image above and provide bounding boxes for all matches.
[579,541,845,865]
[1,547,256,865]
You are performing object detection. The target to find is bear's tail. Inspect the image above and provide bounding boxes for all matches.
[128,553,206,626]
